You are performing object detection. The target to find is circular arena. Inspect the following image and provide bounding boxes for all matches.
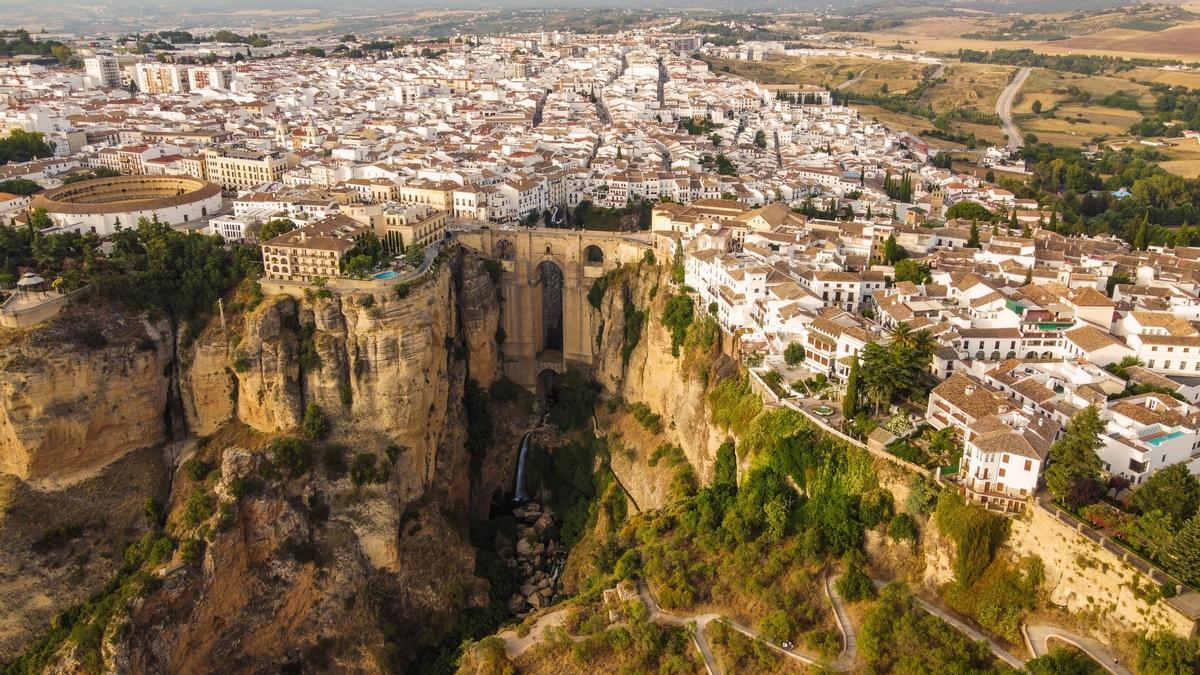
[31,174,223,236]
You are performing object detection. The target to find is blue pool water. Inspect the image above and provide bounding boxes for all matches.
[1148,431,1185,447]
[373,270,399,280]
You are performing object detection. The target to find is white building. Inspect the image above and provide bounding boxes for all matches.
[84,55,121,88]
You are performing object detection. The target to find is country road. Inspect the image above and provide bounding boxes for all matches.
[997,67,1032,152]
[836,67,870,91]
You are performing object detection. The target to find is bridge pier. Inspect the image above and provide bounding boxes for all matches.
[456,227,655,390]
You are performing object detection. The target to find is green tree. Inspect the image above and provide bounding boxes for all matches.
[882,233,908,264]
[1138,633,1200,675]
[1031,100,1043,114]
[945,201,993,222]
[404,243,425,268]
[1133,212,1150,251]
[860,582,1001,673]
[967,221,981,248]
[1043,406,1105,501]
[301,403,329,439]
[783,341,805,366]
[0,178,42,195]
[257,218,295,242]
[1166,514,1200,586]
[661,294,695,357]
[27,206,51,230]
[836,550,876,602]
[0,129,54,165]
[1132,463,1200,528]
[893,259,931,284]
[759,609,794,644]
[843,357,860,420]
[888,512,918,543]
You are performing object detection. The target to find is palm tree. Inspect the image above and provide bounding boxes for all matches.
[888,322,915,350]
[911,329,937,362]
[860,342,899,415]
[927,427,959,466]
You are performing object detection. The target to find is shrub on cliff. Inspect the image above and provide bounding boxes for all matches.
[271,437,314,477]
[708,374,762,435]
[301,403,328,440]
[660,294,694,357]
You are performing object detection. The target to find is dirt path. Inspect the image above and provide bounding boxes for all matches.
[496,608,570,659]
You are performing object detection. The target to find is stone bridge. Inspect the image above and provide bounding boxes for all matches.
[457,227,657,389]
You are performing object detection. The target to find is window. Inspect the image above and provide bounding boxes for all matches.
[1023,460,1032,471]
[1002,454,1010,463]
[999,468,1006,477]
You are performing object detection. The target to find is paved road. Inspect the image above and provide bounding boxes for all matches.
[1026,624,1131,675]
[997,67,1032,152]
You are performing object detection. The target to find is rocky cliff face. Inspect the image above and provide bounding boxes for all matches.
[0,252,514,670]
[590,264,730,508]
[233,295,303,433]
[0,309,173,485]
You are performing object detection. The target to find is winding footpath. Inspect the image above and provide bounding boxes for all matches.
[496,576,1127,674]
[495,576,855,672]
[997,67,1033,152]
[1026,624,1131,675]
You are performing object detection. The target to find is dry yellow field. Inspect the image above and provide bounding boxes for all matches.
[842,61,932,96]
[1159,138,1200,178]
[1121,67,1200,89]
[843,17,1200,61]
[1160,160,1200,178]
[1017,103,1142,148]
[854,104,938,134]
[705,55,929,95]
[921,63,1014,114]
[1054,23,1200,59]
[1019,69,1153,106]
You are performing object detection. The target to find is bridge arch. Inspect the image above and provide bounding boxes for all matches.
[536,260,564,354]
[456,227,660,389]
[584,244,605,264]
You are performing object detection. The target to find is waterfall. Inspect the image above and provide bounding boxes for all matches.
[513,411,546,503]
[513,431,533,502]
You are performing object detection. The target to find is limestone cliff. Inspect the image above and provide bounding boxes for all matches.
[118,447,485,673]
[457,259,501,387]
[590,264,731,508]
[0,307,173,484]
[233,295,303,433]
[0,252,513,670]
[179,324,235,437]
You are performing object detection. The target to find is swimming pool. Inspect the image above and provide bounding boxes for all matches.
[373,270,399,280]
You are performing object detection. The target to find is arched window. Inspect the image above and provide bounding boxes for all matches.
[584,244,604,264]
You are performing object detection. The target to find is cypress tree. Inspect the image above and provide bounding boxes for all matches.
[968,221,980,248]
[1168,514,1200,586]
[843,357,861,420]
[1133,213,1150,251]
